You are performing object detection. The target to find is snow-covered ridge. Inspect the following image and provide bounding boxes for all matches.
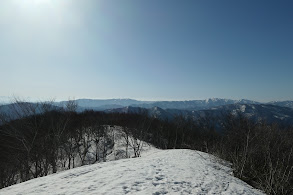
[0,149,264,195]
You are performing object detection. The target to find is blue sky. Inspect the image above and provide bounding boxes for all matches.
[0,0,292,102]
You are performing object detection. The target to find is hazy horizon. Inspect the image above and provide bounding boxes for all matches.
[1,95,292,104]
[1,0,292,102]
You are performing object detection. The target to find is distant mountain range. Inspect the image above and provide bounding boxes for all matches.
[268,101,293,109]
[0,102,61,123]
[1,98,293,126]
[105,104,293,127]
[56,99,150,110]
[1,97,293,110]
[54,98,293,111]
[130,98,260,110]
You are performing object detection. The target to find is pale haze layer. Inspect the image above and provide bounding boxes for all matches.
[0,0,292,102]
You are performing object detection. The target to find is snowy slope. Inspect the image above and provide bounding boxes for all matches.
[1,149,264,195]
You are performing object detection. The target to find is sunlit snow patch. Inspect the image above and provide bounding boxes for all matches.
[1,149,264,195]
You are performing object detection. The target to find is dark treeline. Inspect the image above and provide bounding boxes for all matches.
[0,103,292,194]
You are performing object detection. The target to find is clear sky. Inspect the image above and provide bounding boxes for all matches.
[0,0,292,102]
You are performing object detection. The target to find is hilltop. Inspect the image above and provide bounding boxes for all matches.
[0,149,264,195]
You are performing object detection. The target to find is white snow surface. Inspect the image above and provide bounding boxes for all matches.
[1,149,264,195]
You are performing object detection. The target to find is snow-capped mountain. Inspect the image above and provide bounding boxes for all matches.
[2,97,292,112]
[2,98,293,127]
[107,104,293,127]
[268,100,293,109]
[130,98,260,111]
[192,104,293,126]
[54,98,261,111]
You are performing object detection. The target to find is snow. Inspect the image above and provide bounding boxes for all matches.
[79,126,154,163]
[240,105,246,112]
[1,149,264,195]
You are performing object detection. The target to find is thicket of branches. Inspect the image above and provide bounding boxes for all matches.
[217,114,293,195]
[0,101,292,194]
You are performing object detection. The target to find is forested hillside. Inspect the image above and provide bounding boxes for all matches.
[0,101,292,194]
